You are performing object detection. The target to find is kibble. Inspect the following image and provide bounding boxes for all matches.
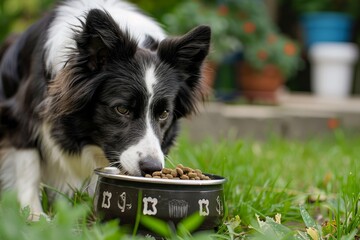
[162,168,172,174]
[183,167,193,173]
[188,172,197,178]
[145,166,212,180]
[180,175,189,180]
[165,174,173,179]
[171,170,178,177]
[176,167,183,176]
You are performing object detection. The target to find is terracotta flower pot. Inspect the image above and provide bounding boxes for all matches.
[237,62,283,103]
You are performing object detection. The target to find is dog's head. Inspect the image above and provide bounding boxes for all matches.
[43,9,210,176]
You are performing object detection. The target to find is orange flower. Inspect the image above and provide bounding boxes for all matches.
[257,50,268,60]
[284,42,297,56]
[243,21,256,33]
[327,118,340,130]
[218,4,229,16]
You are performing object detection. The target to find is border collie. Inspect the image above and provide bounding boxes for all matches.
[0,0,210,218]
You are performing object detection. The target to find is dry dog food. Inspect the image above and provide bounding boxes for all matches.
[145,164,211,180]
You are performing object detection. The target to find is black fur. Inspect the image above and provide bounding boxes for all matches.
[0,7,210,173]
[0,12,55,148]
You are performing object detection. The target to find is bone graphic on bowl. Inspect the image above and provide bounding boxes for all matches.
[143,197,158,215]
[101,191,112,209]
[216,196,224,215]
[117,192,132,212]
[168,199,189,218]
[198,199,210,216]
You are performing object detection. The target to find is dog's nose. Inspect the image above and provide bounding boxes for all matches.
[139,157,163,176]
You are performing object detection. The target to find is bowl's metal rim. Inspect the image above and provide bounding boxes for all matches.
[94,167,226,186]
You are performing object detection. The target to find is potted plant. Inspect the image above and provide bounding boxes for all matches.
[224,0,301,103]
[163,0,300,102]
[238,34,299,103]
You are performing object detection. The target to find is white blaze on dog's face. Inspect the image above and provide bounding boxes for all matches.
[45,9,211,176]
[118,66,165,175]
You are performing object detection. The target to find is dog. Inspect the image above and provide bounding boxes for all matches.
[0,0,210,218]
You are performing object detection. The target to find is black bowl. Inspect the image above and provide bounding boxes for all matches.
[93,167,226,237]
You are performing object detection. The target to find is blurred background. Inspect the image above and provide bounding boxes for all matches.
[1,0,360,140]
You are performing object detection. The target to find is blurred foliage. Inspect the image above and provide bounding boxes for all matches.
[128,0,179,24]
[0,0,300,77]
[164,0,300,77]
[224,0,300,77]
[163,1,242,63]
[0,0,54,41]
[0,192,129,240]
[288,0,360,17]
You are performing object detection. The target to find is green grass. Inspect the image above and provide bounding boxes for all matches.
[168,130,360,239]
[0,130,359,239]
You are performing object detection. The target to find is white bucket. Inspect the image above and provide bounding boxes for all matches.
[309,43,358,98]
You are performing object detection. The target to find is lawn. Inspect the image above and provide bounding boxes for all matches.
[0,130,359,239]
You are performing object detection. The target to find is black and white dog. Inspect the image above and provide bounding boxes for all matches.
[0,0,210,217]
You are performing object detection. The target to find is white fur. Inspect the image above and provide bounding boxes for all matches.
[119,126,165,175]
[0,149,43,215]
[0,129,108,216]
[45,0,166,76]
[119,66,164,175]
[40,124,109,198]
[144,65,157,95]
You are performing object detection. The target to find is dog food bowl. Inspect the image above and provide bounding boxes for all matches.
[93,167,226,237]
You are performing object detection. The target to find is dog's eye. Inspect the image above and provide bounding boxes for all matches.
[159,110,169,121]
[115,106,130,116]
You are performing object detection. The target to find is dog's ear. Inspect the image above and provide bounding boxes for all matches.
[157,25,211,117]
[76,9,137,71]
[158,25,211,73]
